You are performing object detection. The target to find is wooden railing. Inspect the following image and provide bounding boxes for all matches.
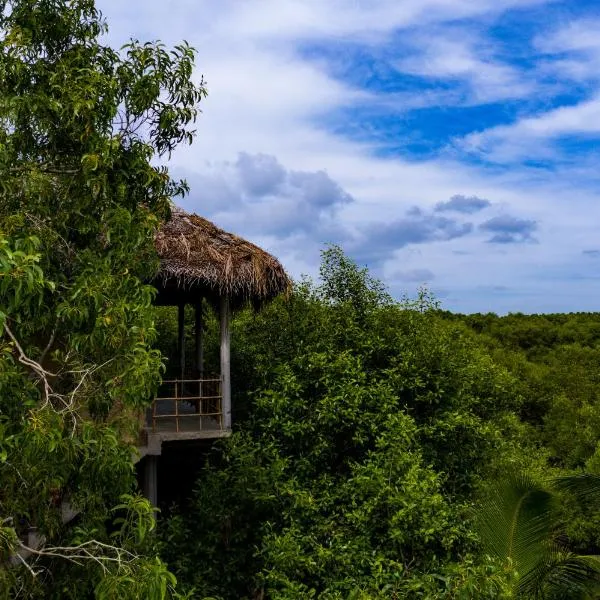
[149,378,223,433]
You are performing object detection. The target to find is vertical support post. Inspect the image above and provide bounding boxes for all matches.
[144,456,158,507]
[175,385,179,433]
[195,299,204,378]
[178,303,185,382]
[195,299,204,425]
[220,295,231,429]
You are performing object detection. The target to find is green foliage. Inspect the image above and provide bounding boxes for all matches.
[454,312,600,467]
[451,310,600,561]
[478,473,557,590]
[0,0,205,595]
[160,248,527,599]
[94,556,178,600]
[158,252,600,599]
[477,473,600,599]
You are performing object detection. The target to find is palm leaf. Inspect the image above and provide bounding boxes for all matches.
[553,474,600,501]
[518,550,600,599]
[477,473,557,579]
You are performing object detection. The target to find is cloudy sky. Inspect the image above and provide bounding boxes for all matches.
[98,0,600,314]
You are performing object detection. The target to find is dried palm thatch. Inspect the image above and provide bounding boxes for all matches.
[154,207,291,308]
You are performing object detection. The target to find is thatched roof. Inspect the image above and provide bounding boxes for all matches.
[154,207,291,307]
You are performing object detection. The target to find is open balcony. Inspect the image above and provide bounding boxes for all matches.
[148,378,223,434]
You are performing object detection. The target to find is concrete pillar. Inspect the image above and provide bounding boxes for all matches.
[178,303,185,381]
[220,295,231,429]
[195,300,204,378]
[144,455,158,507]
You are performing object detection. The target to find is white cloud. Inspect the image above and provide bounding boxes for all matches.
[534,18,600,84]
[95,0,600,313]
[178,153,353,242]
[126,0,552,44]
[395,35,534,103]
[536,18,600,54]
[461,95,600,161]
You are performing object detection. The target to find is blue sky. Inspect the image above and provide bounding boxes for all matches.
[98,0,600,314]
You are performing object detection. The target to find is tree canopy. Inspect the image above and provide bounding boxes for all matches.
[0,0,205,596]
[156,249,600,599]
[159,248,526,599]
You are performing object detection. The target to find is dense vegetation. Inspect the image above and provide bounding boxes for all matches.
[157,249,600,599]
[0,0,204,596]
[2,1,600,599]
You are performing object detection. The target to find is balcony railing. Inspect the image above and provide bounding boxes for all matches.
[148,378,223,434]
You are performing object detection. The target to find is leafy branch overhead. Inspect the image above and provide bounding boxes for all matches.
[0,0,205,596]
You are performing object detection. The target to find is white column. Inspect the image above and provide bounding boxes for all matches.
[220,295,231,429]
[178,303,185,381]
[195,300,204,378]
[144,456,158,507]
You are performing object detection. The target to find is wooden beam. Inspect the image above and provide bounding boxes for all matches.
[220,295,231,429]
[178,303,185,381]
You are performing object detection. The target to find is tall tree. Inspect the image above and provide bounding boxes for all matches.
[0,0,206,596]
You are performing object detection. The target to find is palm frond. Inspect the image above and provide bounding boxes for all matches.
[478,472,600,599]
[477,473,557,578]
[553,474,600,501]
[518,551,600,599]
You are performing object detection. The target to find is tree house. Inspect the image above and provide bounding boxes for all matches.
[139,207,290,504]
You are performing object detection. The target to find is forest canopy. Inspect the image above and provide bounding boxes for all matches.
[157,248,600,599]
[2,1,600,599]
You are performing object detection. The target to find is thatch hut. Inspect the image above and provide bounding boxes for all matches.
[154,206,290,309]
[150,206,290,434]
